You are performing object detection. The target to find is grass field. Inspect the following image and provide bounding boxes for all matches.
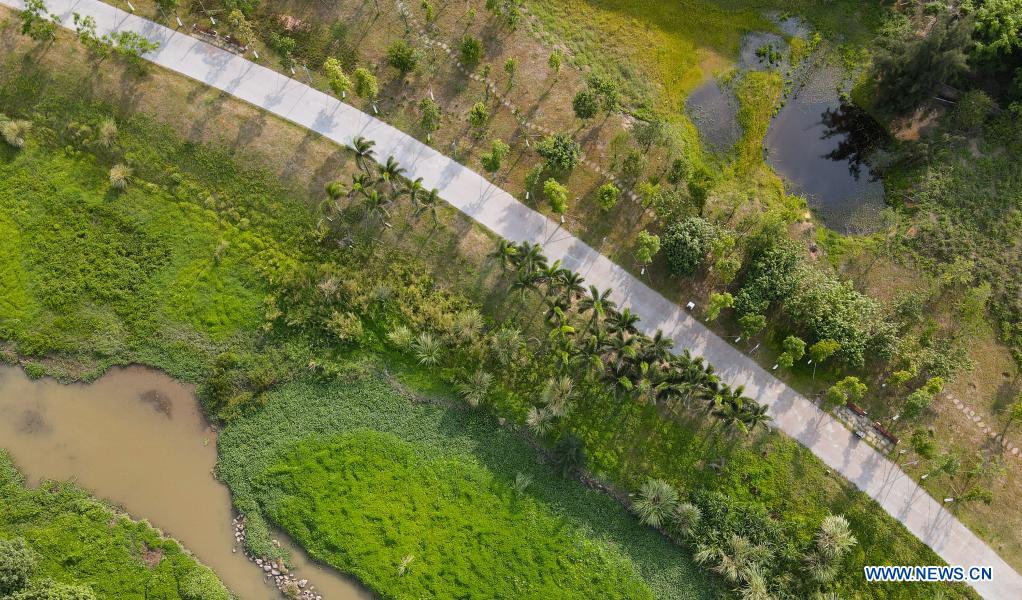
[0,451,229,600]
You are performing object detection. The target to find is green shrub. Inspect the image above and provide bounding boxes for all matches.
[543,178,568,214]
[386,40,419,75]
[0,537,36,596]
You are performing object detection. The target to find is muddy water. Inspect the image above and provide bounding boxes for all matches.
[0,365,370,600]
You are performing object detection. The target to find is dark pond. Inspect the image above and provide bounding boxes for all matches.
[685,80,741,151]
[765,97,888,232]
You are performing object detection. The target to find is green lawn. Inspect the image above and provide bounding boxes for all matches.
[0,452,229,600]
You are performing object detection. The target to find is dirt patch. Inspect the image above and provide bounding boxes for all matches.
[140,543,164,568]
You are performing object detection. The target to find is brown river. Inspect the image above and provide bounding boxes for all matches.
[0,365,370,600]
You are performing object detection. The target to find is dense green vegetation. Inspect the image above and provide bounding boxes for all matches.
[220,385,706,599]
[260,431,653,599]
[0,452,229,600]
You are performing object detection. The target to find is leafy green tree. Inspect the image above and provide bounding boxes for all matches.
[871,14,972,115]
[687,168,713,214]
[418,97,442,134]
[459,35,484,67]
[72,13,111,58]
[468,101,490,131]
[572,88,599,120]
[662,217,717,276]
[324,58,352,96]
[969,0,1022,58]
[911,428,937,459]
[480,139,510,172]
[901,377,945,420]
[596,182,619,211]
[705,292,734,321]
[109,31,160,65]
[353,67,379,99]
[20,0,60,41]
[226,9,255,45]
[738,313,767,338]
[0,537,35,596]
[586,72,619,112]
[777,335,805,368]
[536,133,581,172]
[632,479,679,528]
[634,231,660,265]
[809,339,841,365]
[543,178,569,214]
[952,89,995,132]
[633,119,667,151]
[825,376,867,407]
[386,40,419,75]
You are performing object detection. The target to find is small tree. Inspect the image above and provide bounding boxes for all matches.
[386,40,419,75]
[468,101,490,132]
[418,97,441,134]
[548,51,562,76]
[227,9,255,45]
[704,292,734,321]
[480,139,510,173]
[572,88,599,120]
[110,31,160,65]
[596,182,619,211]
[808,338,840,377]
[738,313,767,338]
[536,133,581,172]
[73,13,111,58]
[20,0,60,42]
[543,179,569,214]
[825,376,867,407]
[586,72,619,113]
[901,377,944,420]
[777,335,805,369]
[324,58,352,97]
[459,35,484,67]
[503,57,518,85]
[353,67,379,100]
[910,428,937,459]
[634,231,660,265]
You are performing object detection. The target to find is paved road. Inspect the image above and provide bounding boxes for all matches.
[7,0,1020,596]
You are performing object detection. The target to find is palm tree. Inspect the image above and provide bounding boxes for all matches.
[489,326,524,365]
[379,155,405,192]
[509,270,540,303]
[515,241,548,276]
[404,176,425,207]
[606,307,640,336]
[411,332,442,365]
[489,239,520,273]
[351,135,376,172]
[349,172,375,197]
[579,286,615,332]
[632,478,679,528]
[455,369,493,407]
[641,330,674,366]
[414,188,441,226]
[542,375,574,417]
[360,188,391,230]
[559,270,586,304]
[740,401,772,434]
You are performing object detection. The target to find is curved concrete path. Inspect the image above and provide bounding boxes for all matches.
[5,0,1019,596]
